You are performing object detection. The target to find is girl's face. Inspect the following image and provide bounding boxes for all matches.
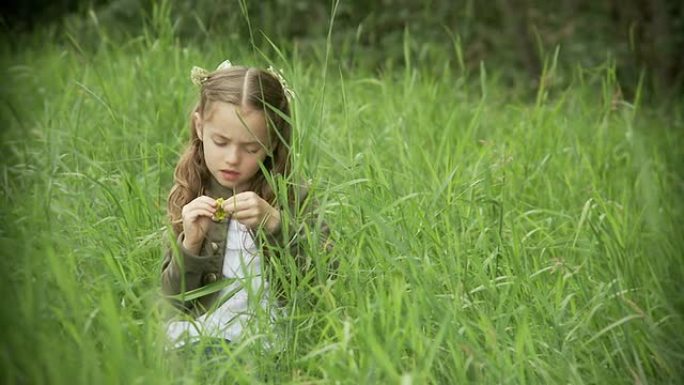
[195,101,270,192]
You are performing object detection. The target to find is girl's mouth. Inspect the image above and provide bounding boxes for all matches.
[220,170,240,181]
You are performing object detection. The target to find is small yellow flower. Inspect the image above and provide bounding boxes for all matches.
[214,197,226,221]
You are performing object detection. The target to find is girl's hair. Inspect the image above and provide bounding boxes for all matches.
[167,66,292,235]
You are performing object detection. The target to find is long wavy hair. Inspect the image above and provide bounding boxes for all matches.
[167,66,292,236]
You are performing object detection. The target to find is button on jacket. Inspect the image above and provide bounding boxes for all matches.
[161,178,331,315]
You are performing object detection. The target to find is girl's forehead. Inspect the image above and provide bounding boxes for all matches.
[204,101,268,140]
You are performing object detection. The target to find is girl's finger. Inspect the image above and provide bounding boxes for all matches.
[184,208,215,221]
[233,191,258,201]
[223,195,242,208]
[196,196,219,207]
[223,199,252,213]
[188,199,217,213]
[231,208,257,220]
[226,192,260,205]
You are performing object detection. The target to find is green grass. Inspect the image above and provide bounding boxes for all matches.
[1,8,683,385]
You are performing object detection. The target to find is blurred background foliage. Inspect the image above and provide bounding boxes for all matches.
[1,0,683,99]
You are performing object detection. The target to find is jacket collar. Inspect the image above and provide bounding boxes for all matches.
[204,176,236,200]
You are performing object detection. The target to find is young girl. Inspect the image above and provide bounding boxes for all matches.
[161,60,329,350]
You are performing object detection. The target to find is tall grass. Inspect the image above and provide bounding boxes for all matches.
[1,4,683,384]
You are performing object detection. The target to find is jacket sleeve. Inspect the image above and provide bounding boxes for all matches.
[160,232,219,313]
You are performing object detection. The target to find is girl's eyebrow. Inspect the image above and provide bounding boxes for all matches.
[211,133,259,145]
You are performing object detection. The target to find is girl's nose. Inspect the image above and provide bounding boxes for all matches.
[225,146,240,165]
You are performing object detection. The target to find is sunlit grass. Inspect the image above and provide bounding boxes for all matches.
[1,5,683,385]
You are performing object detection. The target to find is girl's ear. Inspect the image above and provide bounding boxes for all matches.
[193,112,203,140]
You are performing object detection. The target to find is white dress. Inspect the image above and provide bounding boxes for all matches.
[166,220,276,348]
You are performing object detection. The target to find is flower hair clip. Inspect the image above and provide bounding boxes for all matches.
[190,66,209,86]
[190,60,233,86]
[267,66,295,101]
[190,60,293,100]
[216,60,232,71]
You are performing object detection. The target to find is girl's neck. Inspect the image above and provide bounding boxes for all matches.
[204,176,237,199]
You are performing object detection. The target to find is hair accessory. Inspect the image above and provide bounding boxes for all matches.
[190,60,233,86]
[267,66,295,101]
[216,60,232,71]
[190,66,210,86]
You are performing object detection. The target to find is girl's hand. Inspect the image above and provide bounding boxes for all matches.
[181,196,217,254]
[223,192,281,234]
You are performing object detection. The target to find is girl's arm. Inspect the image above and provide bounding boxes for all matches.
[161,195,223,313]
[160,232,221,313]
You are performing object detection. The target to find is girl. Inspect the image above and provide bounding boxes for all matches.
[161,60,330,350]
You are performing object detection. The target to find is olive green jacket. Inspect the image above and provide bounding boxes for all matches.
[161,178,331,315]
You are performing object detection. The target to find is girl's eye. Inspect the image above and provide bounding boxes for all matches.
[246,148,260,154]
[213,140,227,146]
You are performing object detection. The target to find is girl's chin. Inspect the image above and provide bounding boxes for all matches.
[215,177,245,192]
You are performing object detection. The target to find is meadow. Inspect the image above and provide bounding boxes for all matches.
[1,7,683,385]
